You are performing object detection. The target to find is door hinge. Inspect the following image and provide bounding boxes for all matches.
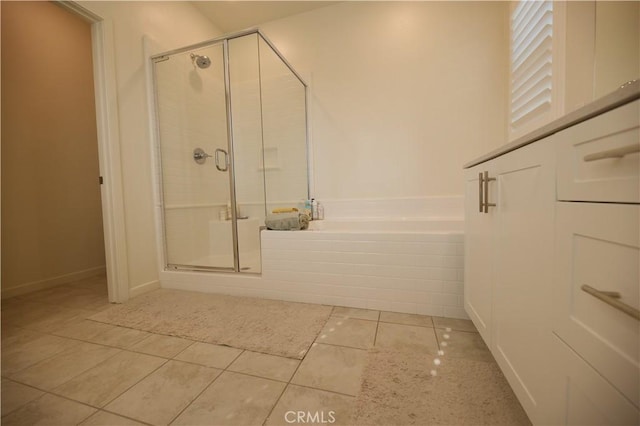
[99,176,104,185]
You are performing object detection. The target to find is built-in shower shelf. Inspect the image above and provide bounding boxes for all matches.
[258,146,280,171]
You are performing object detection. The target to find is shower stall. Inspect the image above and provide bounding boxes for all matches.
[151,30,309,274]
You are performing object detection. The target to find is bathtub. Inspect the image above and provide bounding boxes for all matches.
[160,197,467,319]
[307,217,464,233]
[260,217,467,319]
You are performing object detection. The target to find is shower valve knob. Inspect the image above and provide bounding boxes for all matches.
[193,148,212,164]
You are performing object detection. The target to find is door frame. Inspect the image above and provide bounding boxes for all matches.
[57,1,129,303]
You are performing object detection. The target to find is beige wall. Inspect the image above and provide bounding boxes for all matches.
[260,1,510,199]
[1,1,105,295]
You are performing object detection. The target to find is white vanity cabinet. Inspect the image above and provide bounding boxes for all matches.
[551,99,639,425]
[463,164,497,345]
[464,95,639,425]
[464,137,557,425]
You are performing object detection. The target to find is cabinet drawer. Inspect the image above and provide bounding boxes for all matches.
[552,336,639,425]
[557,99,639,203]
[554,202,639,407]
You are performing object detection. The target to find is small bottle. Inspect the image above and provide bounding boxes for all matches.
[303,199,312,218]
[317,202,324,220]
[311,199,318,220]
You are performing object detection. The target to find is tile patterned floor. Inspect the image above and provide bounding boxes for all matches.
[1,275,489,425]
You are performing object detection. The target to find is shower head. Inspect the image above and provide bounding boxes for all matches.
[190,53,211,69]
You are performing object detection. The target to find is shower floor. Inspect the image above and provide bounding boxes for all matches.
[187,250,262,272]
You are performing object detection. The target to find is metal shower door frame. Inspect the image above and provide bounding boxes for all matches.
[151,40,238,273]
[150,29,310,274]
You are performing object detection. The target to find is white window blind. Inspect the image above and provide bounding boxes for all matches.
[510,0,553,132]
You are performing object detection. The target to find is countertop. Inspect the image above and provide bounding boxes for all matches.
[464,80,640,169]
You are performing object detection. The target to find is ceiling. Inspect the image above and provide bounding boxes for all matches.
[191,1,339,33]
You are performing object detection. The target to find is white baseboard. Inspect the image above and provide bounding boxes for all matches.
[1,266,106,299]
[129,279,160,298]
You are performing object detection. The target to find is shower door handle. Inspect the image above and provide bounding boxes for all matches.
[215,149,229,172]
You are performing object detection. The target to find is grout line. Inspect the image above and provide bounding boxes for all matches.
[87,409,154,426]
[263,303,370,426]
[284,382,359,399]
[0,380,47,418]
[2,389,101,422]
[261,377,291,426]
[372,316,380,348]
[433,322,442,351]
[86,356,170,410]
[166,348,247,425]
[165,368,226,425]
[315,341,371,352]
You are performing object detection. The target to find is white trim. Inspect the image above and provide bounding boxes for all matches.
[59,1,130,303]
[91,19,130,303]
[55,0,100,22]
[129,280,161,298]
[552,0,567,119]
[1,266,106,299]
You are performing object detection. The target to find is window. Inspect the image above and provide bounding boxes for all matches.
[510,0,558,139]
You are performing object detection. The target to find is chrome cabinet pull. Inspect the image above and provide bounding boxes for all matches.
[215,149,229,172]
[583,144,640,162]
[581,284,640,321]
[478,172,484,213]
[482,171,496,213]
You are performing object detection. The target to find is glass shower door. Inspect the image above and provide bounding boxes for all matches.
[154,43,235,270]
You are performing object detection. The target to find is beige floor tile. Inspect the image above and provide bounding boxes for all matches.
[332,306,379,321]
[375,322,439,354]
[1,296,28,309]
[80,410,146,426]
[1,327,43,346]
[2,333,82,375]
[172,371,286,426]
[1,324,28,341]
[175,341,243,369]
[1,302,61,328]
[9,342,120,390]
[52,319,116,341]
[105,360,221,425]
[54,351,166,407]
[379,311,433,327]
[433,316,478,332]
[24,308,94,334]
[291,344,367,396]
[29,286,95,306]
[68,276,108,290]
[228,351,300,382]
[74,295,112,312]
[436,329,494,362]
[87,326,150,349]
[25,285,108,311]
[129,333,193,358]
[266,384,354,426]
[1,379,45,416]
[316,317,377,349]
[1,393,97,426]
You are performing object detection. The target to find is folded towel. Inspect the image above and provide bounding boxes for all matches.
[265,212,309,231]
[272,207,299,214]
